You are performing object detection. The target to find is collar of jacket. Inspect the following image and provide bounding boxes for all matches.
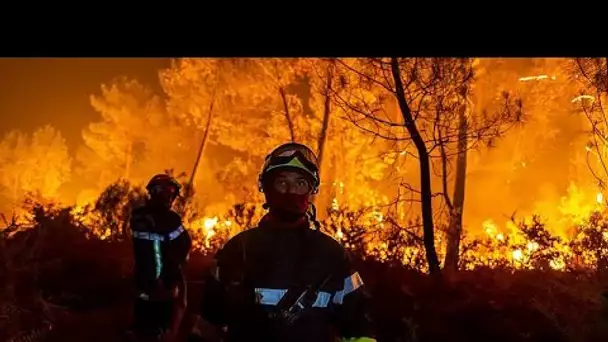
[259,213,309,230]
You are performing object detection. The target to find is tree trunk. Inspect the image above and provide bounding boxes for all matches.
[390,57,441,275]
[312,62,334,208]
[443,97,469,273]
[124,140,133,180]
[604,57,608,91]
[316,63,333,179]
[11,174,19,216]
[279,86,296,142]
[182,92,216,215]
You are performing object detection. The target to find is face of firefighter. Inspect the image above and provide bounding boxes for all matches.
[148,185,177,210]
[264,170,313,222]
[272,171,312,195]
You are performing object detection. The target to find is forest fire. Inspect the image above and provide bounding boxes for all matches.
[5,57,608,342]
[187,216,233,249]
[41,181,606,274]
[2,57,608,274]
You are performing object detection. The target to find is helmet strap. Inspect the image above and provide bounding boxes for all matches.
[306,203,321,230]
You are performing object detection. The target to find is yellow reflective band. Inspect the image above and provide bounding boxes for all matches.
[341,338,377,342]
[265,157,316,179]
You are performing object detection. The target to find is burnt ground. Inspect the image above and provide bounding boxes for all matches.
[2,224,608,342]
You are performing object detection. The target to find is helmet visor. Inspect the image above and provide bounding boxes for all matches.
[262,144,319,184]
[268,144,319,167]
[148,183,179,197]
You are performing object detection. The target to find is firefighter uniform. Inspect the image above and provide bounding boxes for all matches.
[199,217,375,342]
[130,174,192,338]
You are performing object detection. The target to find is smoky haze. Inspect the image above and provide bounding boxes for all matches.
[0,58,171,146]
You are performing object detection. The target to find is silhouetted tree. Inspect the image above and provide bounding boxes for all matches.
[0,125,71,215]
[330,58,522,275]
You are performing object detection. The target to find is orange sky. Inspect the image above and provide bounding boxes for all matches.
[0,57,171,148]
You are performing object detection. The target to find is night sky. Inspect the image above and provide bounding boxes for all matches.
[0,58,172,148]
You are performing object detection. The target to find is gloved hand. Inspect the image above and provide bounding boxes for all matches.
[341,337,377,342]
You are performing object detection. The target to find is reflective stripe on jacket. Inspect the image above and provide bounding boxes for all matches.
[199,219,375,342]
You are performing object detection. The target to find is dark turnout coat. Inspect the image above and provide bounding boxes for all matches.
[129,204,192,333]
[130,204,192,294]
[199,216,375,342]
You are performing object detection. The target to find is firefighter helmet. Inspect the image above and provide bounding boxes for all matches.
[258,143,320,194]
[146,174,181,200]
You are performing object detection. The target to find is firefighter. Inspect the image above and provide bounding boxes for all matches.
[129,174,192,342]
[192,143,376,342]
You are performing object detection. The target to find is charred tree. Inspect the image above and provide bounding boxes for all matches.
[391,57,442,275]
[443,87,469,273]
[316,61,334,179]
[571,58,608,187]
[279,86,296,142]
[433,59,520,273]
[182,89,216,213]
[330,57,521,275]
[124,141,133,180]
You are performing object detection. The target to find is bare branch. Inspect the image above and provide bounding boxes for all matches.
[279,87,296,142]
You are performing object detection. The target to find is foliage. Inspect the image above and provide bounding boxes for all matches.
[158,58,397,214]
[78,77,183,189]
[93,179,147,240]
[566,58,608,189]
[158,59,311,207]
[2,200,608,341]
[0,125,71,214]
[569,211,608,271]
[64,179,146,242]
[1,200,133,342]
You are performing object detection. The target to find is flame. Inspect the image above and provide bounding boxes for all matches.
[468,187,605,271]
[526,241,539,252]
[512,249,523,262]
[187,216,224,250]
[6,58,608,274]
[336,228,344,240]
[483,219,498,238]
[571,95,595,103]
[331,198,340,211]
[549,258,566,270]
[519,75,556,82]
[52,186,607,273]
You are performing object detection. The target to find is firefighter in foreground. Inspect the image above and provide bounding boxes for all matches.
[130,174,192,341]
[191,143,376,342]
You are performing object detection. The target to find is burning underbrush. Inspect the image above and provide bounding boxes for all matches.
[2,180,608,341]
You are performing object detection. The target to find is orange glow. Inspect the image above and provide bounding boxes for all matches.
[571,95,595,103]
[518,74,556,82]
[2,57,608,272]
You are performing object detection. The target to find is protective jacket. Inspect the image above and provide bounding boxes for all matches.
[130,203,192,333]
[131,204,191,293]
[199,214,375,342]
